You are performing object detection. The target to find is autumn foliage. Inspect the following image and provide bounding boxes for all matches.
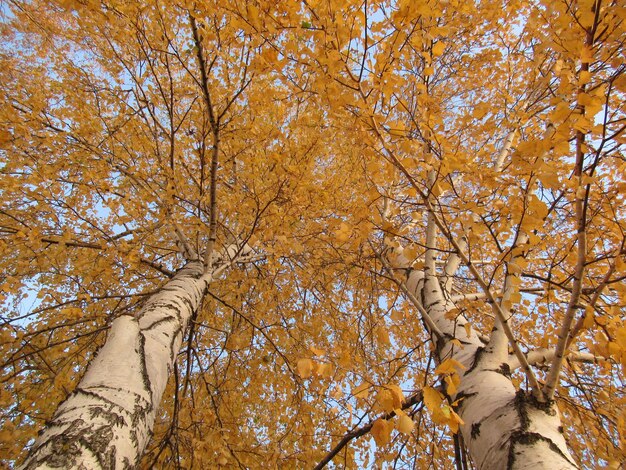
[1,0,625,468]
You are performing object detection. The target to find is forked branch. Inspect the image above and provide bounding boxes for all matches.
[365,112,544,398]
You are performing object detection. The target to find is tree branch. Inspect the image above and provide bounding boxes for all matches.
[314,391,423,470]
[507,347,607,370]
[543,18,596,401]
[363,104,544,399]
[189,14,220,269]
[374,245,445,340]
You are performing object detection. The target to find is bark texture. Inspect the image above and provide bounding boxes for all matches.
[458,362,577,469]
[20,261,207,470]
[392,251,578,469]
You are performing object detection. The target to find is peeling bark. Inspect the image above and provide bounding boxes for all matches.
[20,262,207,470]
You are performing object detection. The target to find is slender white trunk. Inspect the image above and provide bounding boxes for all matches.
[20,261,207,469]
[391,250,578,469]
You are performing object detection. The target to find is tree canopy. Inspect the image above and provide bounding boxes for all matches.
[1,0,625,468]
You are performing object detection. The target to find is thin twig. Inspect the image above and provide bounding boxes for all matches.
[314,391,423,470]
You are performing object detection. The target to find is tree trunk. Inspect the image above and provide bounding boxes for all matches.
[393,254,578,469]
[20,261,207,469]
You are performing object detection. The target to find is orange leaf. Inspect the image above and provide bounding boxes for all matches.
[371,419,392,446]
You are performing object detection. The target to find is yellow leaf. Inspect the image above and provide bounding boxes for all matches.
[309,346,325,356]
[423,386,443,411]
[447,416,460,433]
[316,362,334,378]
[371,418,392,446]
[247,4,261,30]
[431,182,443,197]
[297,358,313,378]
[335,222,352,242]
[402,245,419,260]
[550,102,572,123]
[577,92,598,107]
[580,45,593,64]
[578,10,595,29]
[339,350,352,368]
[579,70,591,85]
[615,326,626,350]
[574,115,591,133]
[435,358,466,375]
[61,307,82,319]
[445,307,460,320]
[388,123,407,137]
[508,291,522,304]
[0,129,12,146]
[391,309,404,322]
[352,382,370,399]
[472,102,489,119]
[445,374,460,396]
[396,413,415,434]
[449,408,465,429]
[387,384,404,409]
[376,388,395,412]
[507,261,522,274]
[432,41,445,57]
[376,326,391,346]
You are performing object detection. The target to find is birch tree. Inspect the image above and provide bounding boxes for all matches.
[276,0,625,468]
[1,0,625,469]
[0,1,326,467]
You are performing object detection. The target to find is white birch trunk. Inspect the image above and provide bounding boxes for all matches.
[391,250,578,469]
[20,261,208,469]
